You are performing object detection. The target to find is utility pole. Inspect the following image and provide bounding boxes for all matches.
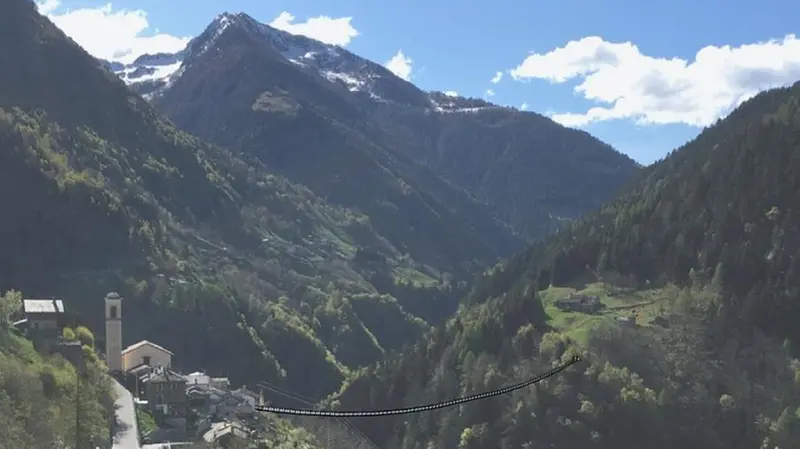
[76,367,81,449]
[75,351,88,449]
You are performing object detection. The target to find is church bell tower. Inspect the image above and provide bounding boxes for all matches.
[104,292,123,373]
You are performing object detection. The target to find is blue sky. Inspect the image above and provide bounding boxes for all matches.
[38,0,800,165]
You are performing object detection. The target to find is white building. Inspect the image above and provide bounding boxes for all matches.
[104,293,123,372]
[186,371,211,386]
[122,340,174,372]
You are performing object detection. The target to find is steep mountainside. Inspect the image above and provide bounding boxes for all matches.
[110,12,639,242]
[108,13,524,280]
[2,0,486,400]
[0,292,115,449]
[368,96,637,236]
[332,83,800,449]
[504,82,800,346]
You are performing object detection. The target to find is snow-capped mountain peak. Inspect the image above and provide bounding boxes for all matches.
[104,12,431,107]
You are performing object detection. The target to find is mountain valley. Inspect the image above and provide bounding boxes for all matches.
[2,0,638,411]
[7,1,800,448]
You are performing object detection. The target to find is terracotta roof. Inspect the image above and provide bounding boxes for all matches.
[121,340,174,356]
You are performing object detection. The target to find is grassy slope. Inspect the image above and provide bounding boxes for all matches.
[537,281,674,345]
[0,327,115,449]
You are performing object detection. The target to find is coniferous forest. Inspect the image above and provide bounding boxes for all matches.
[333,84,800,449]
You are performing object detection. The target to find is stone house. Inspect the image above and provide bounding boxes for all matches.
[142,365,188,419]
[216,388,257,421]
[184,371,231,389]
[23,298,64,329]
[22,299,67,350]
[202,421,251,447]
[555,294,604,313]
[186,383,258,438]
[616,314,637,328]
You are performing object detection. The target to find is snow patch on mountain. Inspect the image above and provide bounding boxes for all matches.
[109,12,431,108]
[193,13,234,60]
[322,70,368,92]
[426,92,504,115]
[433,104,491,115]
[118,61,182,85]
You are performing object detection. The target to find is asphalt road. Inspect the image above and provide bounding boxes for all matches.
[112,379,140,449]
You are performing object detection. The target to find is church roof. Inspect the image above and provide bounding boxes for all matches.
[121,340,174,356]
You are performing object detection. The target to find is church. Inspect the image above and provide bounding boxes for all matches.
[104,292,175,374]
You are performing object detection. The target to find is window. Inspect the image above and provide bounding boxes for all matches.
[109,306,117,319]
[143,356,151,365]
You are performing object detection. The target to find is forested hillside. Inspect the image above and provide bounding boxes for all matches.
[489,81,800,348]
[333,83,800,449]
[0,291,115,449]
[1,0,480,401]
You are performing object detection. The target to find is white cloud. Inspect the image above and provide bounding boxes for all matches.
[520,102,528,111]
[36,2,360,64]
[444,91,458,97]
[386,50,413,81]
[36,0,59,14]
[509,34,800,127]
[36,0,190,64]
[491,71,503,84]
[485,89,495,97]
[269,12,359,47]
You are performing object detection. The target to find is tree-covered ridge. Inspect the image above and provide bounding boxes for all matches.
[0,99,432,399]
[332,82,800,448]
[336,284,800,449]
[0,291,115,449]
[0,0,465,401]
[477,81,800,348]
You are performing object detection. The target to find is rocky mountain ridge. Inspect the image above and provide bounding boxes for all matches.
[105,11,640,241]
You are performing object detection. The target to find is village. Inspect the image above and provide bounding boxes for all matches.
[14,292,264,448]
[12,286,665,448]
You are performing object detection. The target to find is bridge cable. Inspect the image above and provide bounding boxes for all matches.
[256,380,380,447]
[256,355,582,417]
